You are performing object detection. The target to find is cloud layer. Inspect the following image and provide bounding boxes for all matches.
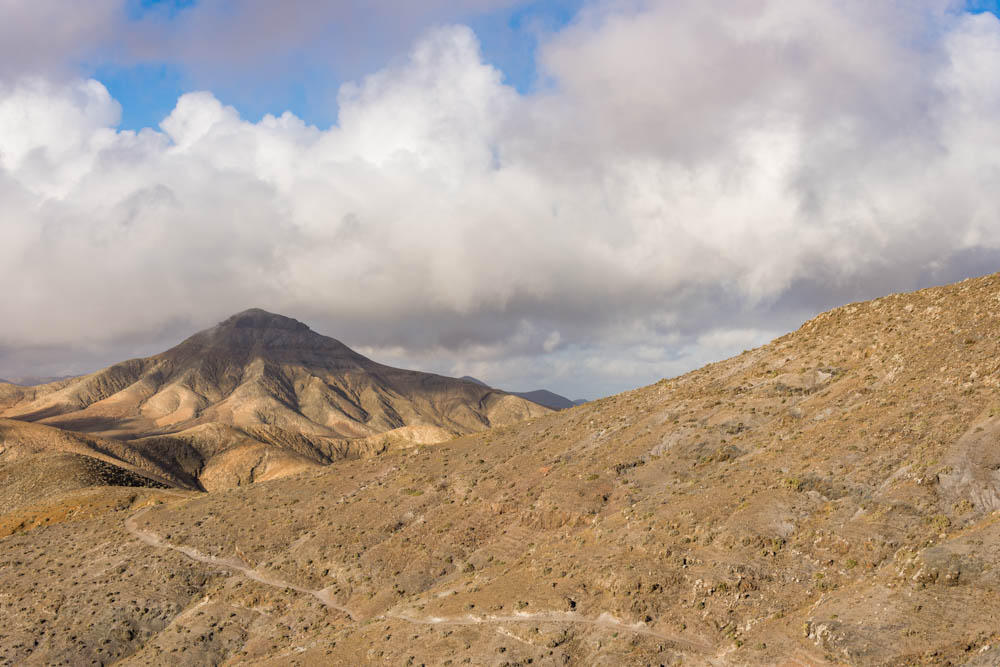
[2,1,1000,397]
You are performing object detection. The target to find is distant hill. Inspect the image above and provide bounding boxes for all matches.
[0,375,75,386]
[460,376,586,410]
[508,389,577,411]
[1,310,549,490]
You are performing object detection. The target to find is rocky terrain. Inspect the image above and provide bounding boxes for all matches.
[6,274,1000,664]
[0,310,549,491]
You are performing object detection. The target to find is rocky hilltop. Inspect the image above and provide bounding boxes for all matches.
[6,275,1000,664]
[0,310,549,490]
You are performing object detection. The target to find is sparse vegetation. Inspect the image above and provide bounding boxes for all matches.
[5,275,1000,663]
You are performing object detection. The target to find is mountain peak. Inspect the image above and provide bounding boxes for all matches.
[168,308,340,358]
[217,309,310,332]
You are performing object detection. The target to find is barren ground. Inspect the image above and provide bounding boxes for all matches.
[6,274,1000,664]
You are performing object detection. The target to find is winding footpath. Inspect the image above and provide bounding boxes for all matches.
[386,610,714,654]
[125,505,713,656]
[125,507,358,620]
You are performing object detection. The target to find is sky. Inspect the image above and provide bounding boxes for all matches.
[2,1,1000,399]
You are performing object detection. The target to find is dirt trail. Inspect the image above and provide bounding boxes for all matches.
[125,506,714,656]
[387,610,714,654]
[125,507,358,620]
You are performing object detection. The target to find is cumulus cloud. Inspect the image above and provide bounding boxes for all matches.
[2,2,1000,397]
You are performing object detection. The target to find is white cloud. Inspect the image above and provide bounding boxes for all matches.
[543,331,562,353]
[2,5,1000,397]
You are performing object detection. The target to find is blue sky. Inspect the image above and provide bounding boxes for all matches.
[92,0,586,131]
[969,0,1000,13]
[84,0,1000,132]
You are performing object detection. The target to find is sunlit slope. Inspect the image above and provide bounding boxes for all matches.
[120,272,1000,663]
[6,275,1000,664]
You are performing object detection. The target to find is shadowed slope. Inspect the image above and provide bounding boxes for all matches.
[0,417,194,537]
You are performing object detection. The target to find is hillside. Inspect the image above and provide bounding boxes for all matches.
[0,418,191,514]
[6,274,1000,664]
[0,310,549,490]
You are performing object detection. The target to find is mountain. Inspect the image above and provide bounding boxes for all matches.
[509,388,578,410]
[0,310,549,490]
[459,374,490,386]
[9,275,1000,664]
[0,375,76,387]
[460,375,585,410]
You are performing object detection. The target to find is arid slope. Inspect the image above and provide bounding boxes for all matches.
[6,275,1000,664]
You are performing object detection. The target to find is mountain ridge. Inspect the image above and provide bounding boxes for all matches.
[0,309,550,490]
[0,375,76,387]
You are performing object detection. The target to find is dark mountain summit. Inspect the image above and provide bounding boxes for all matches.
[163,308,369,372]
[221,308,308,330]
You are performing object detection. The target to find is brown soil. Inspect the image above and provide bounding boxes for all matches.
[6,274,1000,664]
